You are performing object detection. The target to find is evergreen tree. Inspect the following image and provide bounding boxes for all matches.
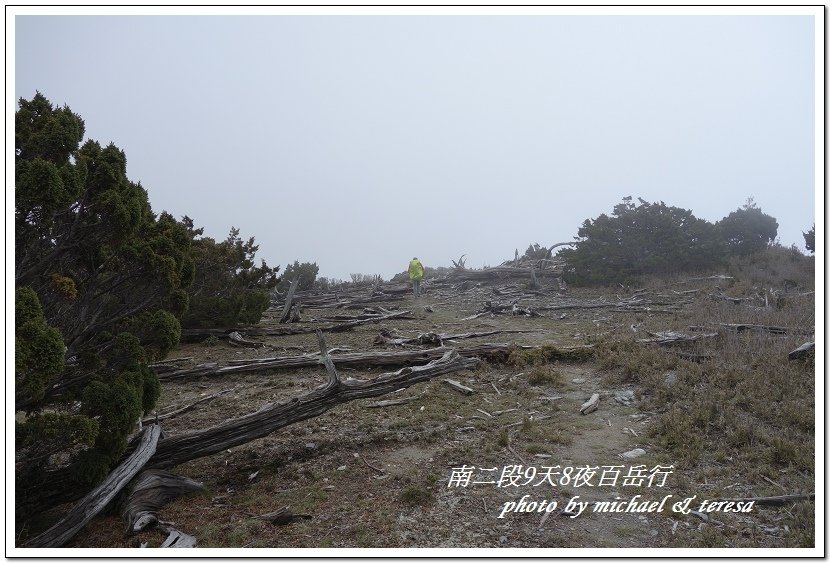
[717,198,779,256]
[279,260,319,292]
[523,243,550,260]
[803,224,815,254]
[559,197,724,286]
[15,93,194,514]
[181,224,280,328]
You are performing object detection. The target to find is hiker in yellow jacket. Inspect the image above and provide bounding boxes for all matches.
[408,257,425,297]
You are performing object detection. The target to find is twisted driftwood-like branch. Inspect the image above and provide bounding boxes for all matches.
[24,425,162,548]
[179,309,412,343]
[121,470,204,534]
[19,339,481,532]
[147,344,479,469]
[156,341,510,382]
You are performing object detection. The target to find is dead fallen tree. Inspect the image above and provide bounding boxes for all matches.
[227,331,265,348]
[279,278,300,323]
[156,342,515,382]
[19,337,481,534]
[179,309,412,343]
[719,323,814,336]
[442,262,565,283]
[372,328,539,347]
[141,388,235,424]
[147,337,480,469]
[637,331,719,346]
[23,425,162,548]
[316,307,414,323]
[121,470,204,534]
[469,300,541,317]
[365,390,427,408]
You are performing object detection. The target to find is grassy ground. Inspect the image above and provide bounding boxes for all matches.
[30,248,816,551]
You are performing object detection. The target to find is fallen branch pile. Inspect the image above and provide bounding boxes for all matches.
[21,333,481,546]
[156,342,515,382]
[178,309,412,343]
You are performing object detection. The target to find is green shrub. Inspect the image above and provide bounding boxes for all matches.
[182,226,279,328]
[559,197,725,286]
[15,93,191,517]
[279,260,319,292]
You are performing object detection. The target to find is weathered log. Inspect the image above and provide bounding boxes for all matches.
[279,278,300,323]
[21,341,582,516]
[529,265,540,290]
[444,378,474,395]
[24,425,161,548]
[141,388,235,424]
[147,349,480,469]
[788,341,815,361]
[547,241,576,255]
[373,328,539,347]
[316,309,414,323]
[719,323,813,336]
[149,357,193,366]
[365,391,427,408]
[228,331,265,348]
[180,309,413,343]
[286,305,302,323]
[157,341,512,382]
[121,470,204,534]
[445,263,565,282]
[460,311,490,321]
[637,331,718,346]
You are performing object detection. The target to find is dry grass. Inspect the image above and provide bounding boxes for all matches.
[27,247,815,550]
[591,248,815,547]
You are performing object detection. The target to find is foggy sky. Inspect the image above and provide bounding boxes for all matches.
[13,9,819,281]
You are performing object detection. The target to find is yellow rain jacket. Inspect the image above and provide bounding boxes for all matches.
[408,259,425,280]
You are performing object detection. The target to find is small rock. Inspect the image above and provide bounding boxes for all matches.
[424,305,434,312]
[614,390,635,406]
[572,378,586,384]
[499,536,507,544]
[248,470,259,481]
[337,465,347,471]
[664,371,679,386]
[622,448,647,459]
[305,442,316,450]
[323,485,336,491]
[353,452,360,458]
